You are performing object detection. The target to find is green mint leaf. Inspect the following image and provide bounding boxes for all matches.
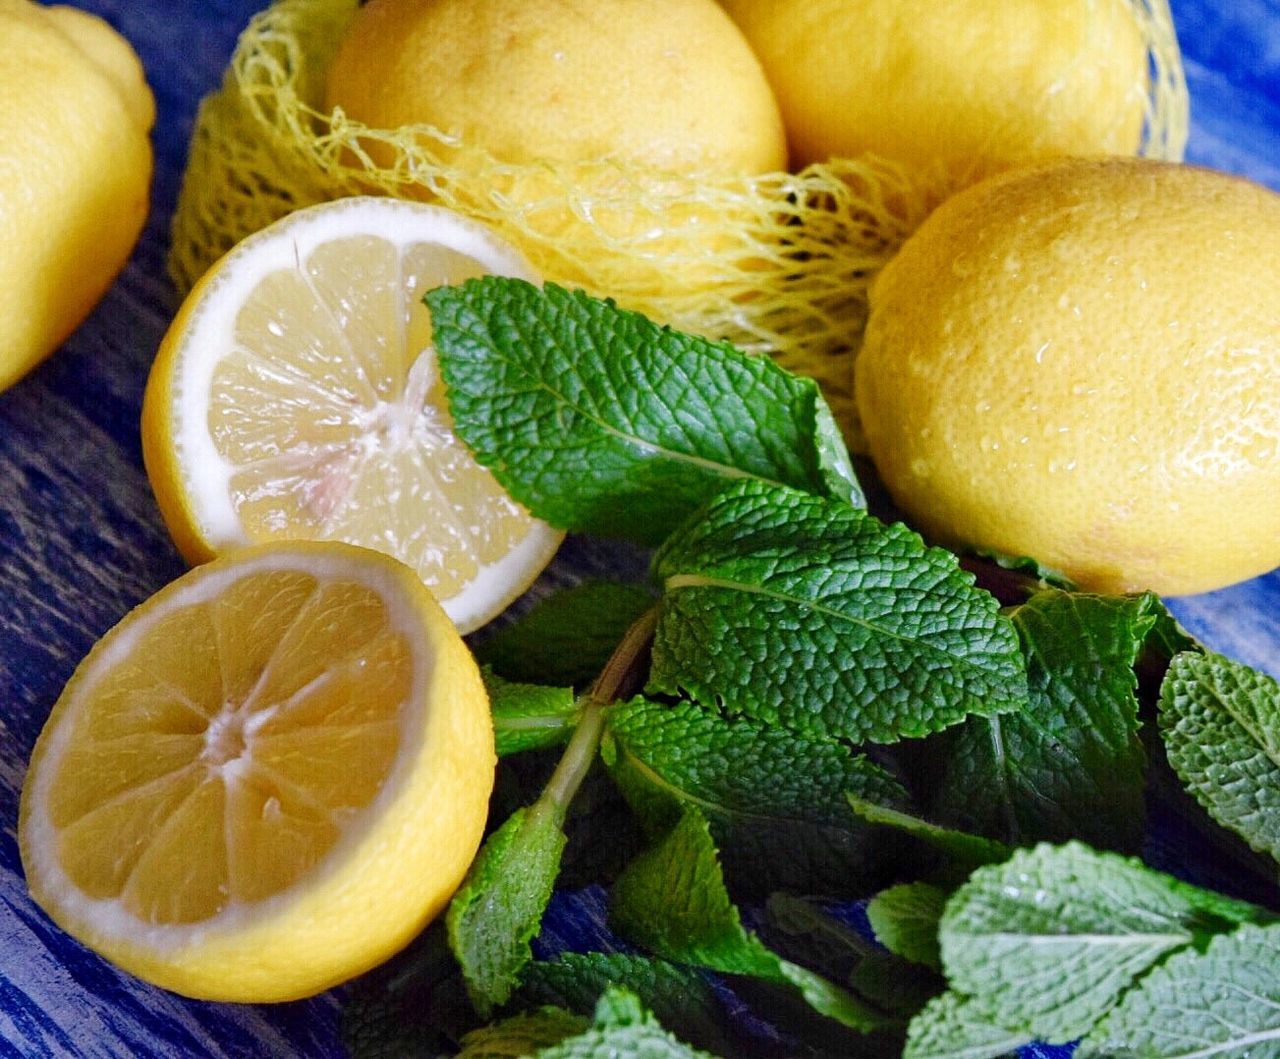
[904,993,1030,1059]
[484,669,582,757]
[478,582,657,688]
[609,809,897,1032]
[764,894,942,1020]
[603,697,909,896]
[867,883,950,971]
[1159,650,1280,865]
[1144,596,1201,662]
[968,548,1077,591]
[933,591,1157,850]
[847,797,1011,874]
[342,924,473,1058]
[447,805,568,1017]
[1081,922,1280,1059]
[428,279,862,545]
[534,987,716,1059]
[456,1008,589,1058]
[517,953,735,1056]
[648,481,1027,744]
[939,842,1263,1044]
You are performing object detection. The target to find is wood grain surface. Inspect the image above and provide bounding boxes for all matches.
[0,1,1275,1055]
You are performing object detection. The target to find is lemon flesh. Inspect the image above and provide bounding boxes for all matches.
[721,0,1148,177]
[142,198,562,634]
[0,1,153,390]
[856,158,1280,597]
[20,541,495,1002]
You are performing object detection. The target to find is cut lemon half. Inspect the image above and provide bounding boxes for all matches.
[142,197,562,634]
[18,540,495,1002]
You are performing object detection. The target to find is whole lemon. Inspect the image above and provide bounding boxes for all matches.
[0,1,154,391]
[855,158,1280,597]
[324,0,786,175]
[719,0,1148,177]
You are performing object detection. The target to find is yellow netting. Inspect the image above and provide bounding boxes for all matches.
[169,0,1187,444]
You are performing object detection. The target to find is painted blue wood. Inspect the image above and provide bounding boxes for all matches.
[0,1,1274,1055]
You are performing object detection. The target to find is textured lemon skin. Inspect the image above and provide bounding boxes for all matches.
[324,0,787,175]
[720,0,1147,175]
[0,1,153,391]
[856,158,1280,597]
[19,541,495,1002]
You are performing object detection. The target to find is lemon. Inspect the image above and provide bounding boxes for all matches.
[855,158,1280,597]
[323,0,786,176]
[19,540,495,1001]
[719,0,1149,177]
[0,0,153,391]
[142,197,562,635]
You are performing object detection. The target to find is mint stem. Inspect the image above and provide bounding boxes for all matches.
[541,605,660,815]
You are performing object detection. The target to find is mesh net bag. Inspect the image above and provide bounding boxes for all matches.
[169,0,1187,443]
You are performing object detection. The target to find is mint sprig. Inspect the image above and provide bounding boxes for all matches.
[449,608,659,1015]
[428,279,862,545]
[648,480,1028,744]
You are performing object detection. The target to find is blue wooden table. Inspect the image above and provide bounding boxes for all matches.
[0,2,1276,1055]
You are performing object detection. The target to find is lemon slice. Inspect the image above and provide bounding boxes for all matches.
[142,197,562,634]
[19,540,495,1002]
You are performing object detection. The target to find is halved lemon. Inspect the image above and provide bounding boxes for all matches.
[142,197,562,634]
[18,540,495,1001]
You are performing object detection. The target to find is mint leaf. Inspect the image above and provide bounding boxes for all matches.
[648,481,1027,744]
[933,591,1156,850]
[1082,922,1280,1058]
[867,883,950,971]
[603,697,908,896]
[517,953,734,1056]
[764,894,942,1020]
[342,924,473,1058]
[939,842,1264,1044]
[847,797,1010,874]
[428,279,862,545]
[448,805,568,1017]
[609,809,897,1032]
[456,1008,587,1058]
[535,987,716,1059]
[478,582,657,688]
[904,993,1030,1059]
[968,548,1077,591]
[484,669,582,757]
[1159,651,1280,864]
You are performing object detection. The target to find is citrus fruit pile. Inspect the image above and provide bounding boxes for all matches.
[166,0,1187,436]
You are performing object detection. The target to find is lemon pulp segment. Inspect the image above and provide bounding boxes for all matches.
[32,556,414,924]
[145,199,563,634]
